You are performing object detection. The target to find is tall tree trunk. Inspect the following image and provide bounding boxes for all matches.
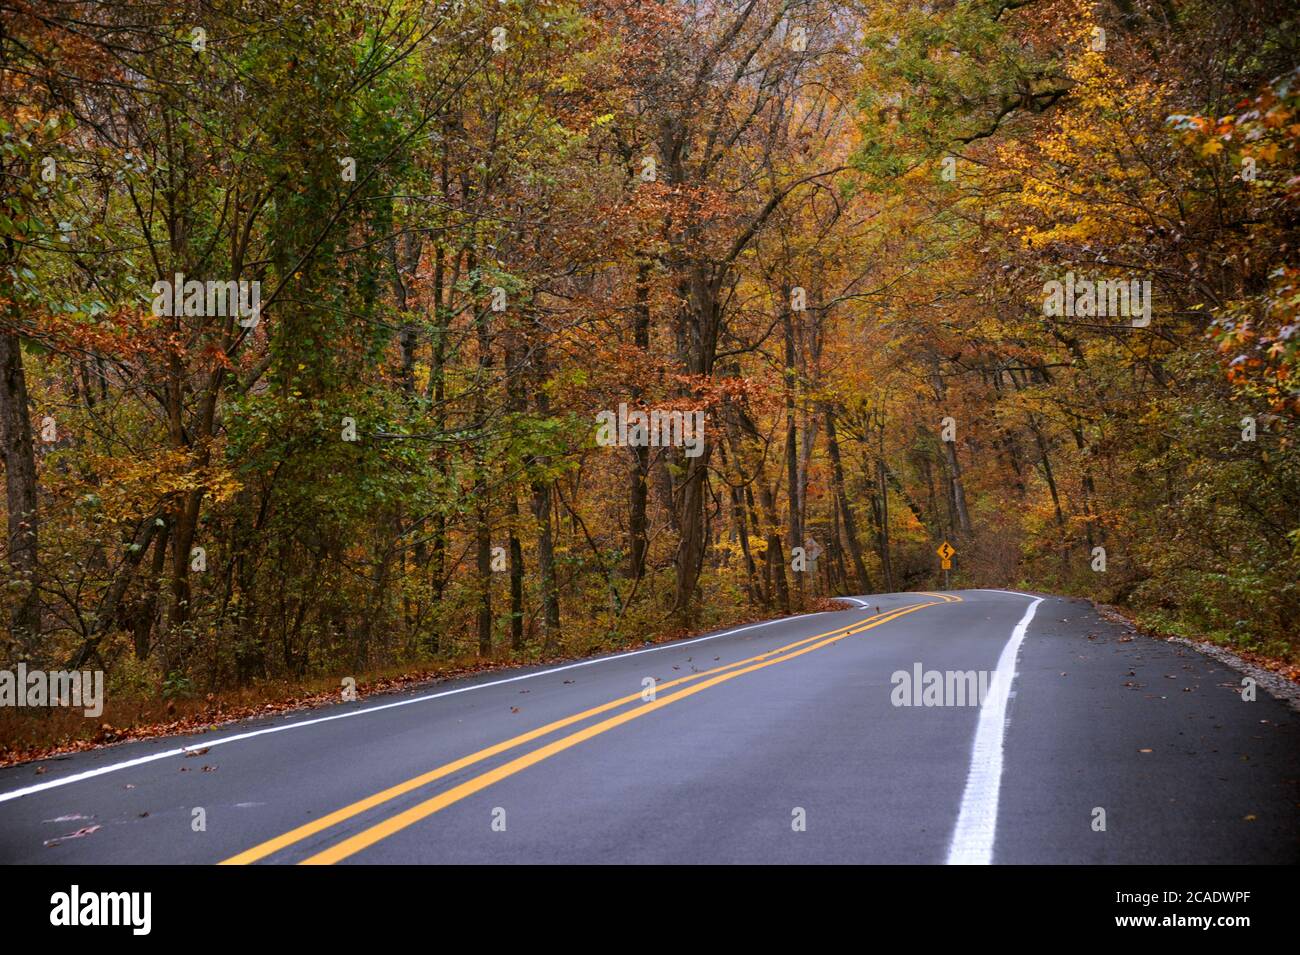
[0,327,40,647]
[528,341,561,652]
[159,377,219,671]
[1009,367,1073,568]
[720,436,759,603]
[782,294,804,606]
[672,451,711,622]
[825,407,870,592]
[629,259,651,582]
[472,257,493,657]
[669,266,721,621]
[759,479,790,614]
[745,485,768,605]
[428,246,449,644]
[929,355,972,536]
[507,498,525,654]
[476,504,492,656]
[876,453,894,592]
[133,520,170,660]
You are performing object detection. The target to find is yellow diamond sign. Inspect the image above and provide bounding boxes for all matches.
[937,541,955,561]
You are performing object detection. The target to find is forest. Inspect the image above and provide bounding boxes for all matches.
[1,0,1296,746]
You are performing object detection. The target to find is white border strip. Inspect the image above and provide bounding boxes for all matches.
[0,611,844,805]
[946,593,1043,864]
[970,587,1045,600]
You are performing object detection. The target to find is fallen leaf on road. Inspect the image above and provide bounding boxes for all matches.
[44,824,101,847]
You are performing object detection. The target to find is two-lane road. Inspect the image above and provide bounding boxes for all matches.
[2,589,1296,864]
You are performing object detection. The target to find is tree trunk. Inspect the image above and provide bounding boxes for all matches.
[473,258,493,657]
[629,259,651,582]
[876,453,894,592]
[928,355,972,538]
[528,341,561,652]
[508,494,524,652]
[759,479,790,614]
[133,520,170,660]
[671,451,711,622]
[825,407,870,592]
[0,328,40,647]
[782,296,804,606]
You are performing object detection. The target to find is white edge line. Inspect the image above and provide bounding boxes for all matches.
[0,609,849,804]
[945,595,1043,865]
[970,587,1045,600]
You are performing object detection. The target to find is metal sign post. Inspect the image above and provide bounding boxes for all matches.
[937,541,955,589]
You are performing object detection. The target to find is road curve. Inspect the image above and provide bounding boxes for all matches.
[1,589,1296,864]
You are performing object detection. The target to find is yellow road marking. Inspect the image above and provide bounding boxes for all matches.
[221,603,922,864]
[915,591,960,603]
[299,598,950,865]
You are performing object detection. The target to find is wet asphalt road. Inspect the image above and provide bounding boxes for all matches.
[1,589,1295,864]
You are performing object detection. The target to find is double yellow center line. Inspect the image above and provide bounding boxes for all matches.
[221,593,959,865]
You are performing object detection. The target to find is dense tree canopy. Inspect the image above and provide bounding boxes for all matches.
[1,0,1295,736]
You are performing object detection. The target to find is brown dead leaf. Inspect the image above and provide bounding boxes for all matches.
[44,824,101,847]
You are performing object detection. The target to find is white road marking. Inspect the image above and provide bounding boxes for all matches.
[970,587,1046,600]
[946,592,1043,865]
[0,610,841,805]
